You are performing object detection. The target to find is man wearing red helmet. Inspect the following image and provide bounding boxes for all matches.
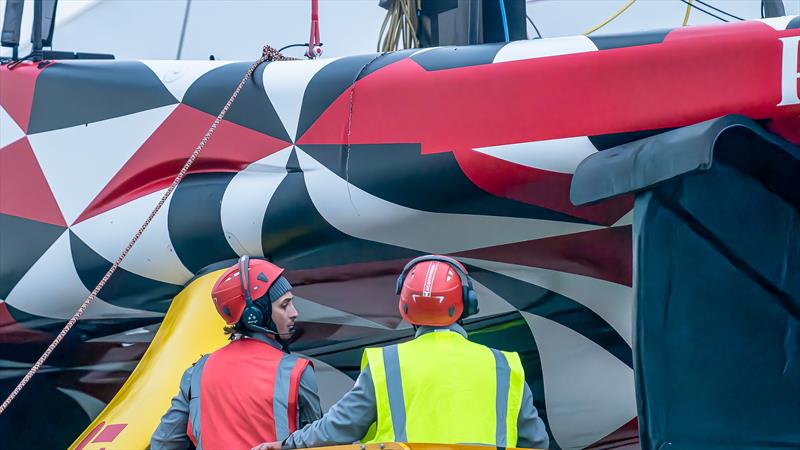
[152,256,322,450]
[253,255,549,450]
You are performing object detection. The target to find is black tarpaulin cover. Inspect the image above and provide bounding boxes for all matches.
[571,115,800,450]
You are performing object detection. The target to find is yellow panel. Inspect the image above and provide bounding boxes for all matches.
[70,270,229,450]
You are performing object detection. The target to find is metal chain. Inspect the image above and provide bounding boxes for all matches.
[0,45,291,416]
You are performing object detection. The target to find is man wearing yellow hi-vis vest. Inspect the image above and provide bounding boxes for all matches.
[252,255,549,450]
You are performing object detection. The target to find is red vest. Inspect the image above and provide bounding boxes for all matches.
[186,338,309,449]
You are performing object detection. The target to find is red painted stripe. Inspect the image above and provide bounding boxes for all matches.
[0,137,66,226]
[0,62,50,133]
[768,115,800,145]
[586,417,639,449]
[73,421,104,450]
[75,104,291,223]
[0,302,53,344]
[454,226,633,286]
[452,147,632,225]
[298,22,798,150]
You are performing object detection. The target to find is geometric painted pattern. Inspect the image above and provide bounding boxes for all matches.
[1,17,798,450]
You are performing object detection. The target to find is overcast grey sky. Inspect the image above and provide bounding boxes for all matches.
[1,0,798,59]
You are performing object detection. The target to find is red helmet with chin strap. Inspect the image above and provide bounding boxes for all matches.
[211,258,284,326]
[396,255,479,326]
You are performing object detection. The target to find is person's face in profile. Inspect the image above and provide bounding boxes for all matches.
[271,292,298,336]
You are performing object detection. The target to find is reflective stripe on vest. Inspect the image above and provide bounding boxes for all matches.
[273,353,309,439]
[362,331,525,446]
[190,339,309,448]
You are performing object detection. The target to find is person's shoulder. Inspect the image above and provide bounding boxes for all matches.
[183,353,211,374]
[279,352,315,372]
[473,342,522,360]
[360,345,388,357]
[360,346,386,360]
[357,346,386,371]
[295,355,314,370]
[193,352,211,363]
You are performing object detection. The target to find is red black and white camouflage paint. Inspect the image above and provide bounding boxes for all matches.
[1,16,798,449]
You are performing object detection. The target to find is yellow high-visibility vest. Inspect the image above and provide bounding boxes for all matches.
[361,330,525,447]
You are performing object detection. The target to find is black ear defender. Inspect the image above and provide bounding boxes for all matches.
[238,255,277,334]
[395,255,479,320]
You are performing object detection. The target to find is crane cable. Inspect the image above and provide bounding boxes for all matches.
[690,0,744,21]
[677,0,743,22]
[305,0,322,58]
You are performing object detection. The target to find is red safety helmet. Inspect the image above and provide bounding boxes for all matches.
[211,258,284,325]
[396,255,479,326]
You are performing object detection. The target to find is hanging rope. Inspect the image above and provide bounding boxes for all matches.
[0,45,293,417]
[682,0,693,26]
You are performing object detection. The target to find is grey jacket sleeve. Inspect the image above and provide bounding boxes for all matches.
[283,364,377,449]
[516,382,550,449]
[151,365,194,450]
[297,365,323,427]
[285,365,549,449]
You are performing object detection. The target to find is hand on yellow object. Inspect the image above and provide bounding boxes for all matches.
[251,440,282,450]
